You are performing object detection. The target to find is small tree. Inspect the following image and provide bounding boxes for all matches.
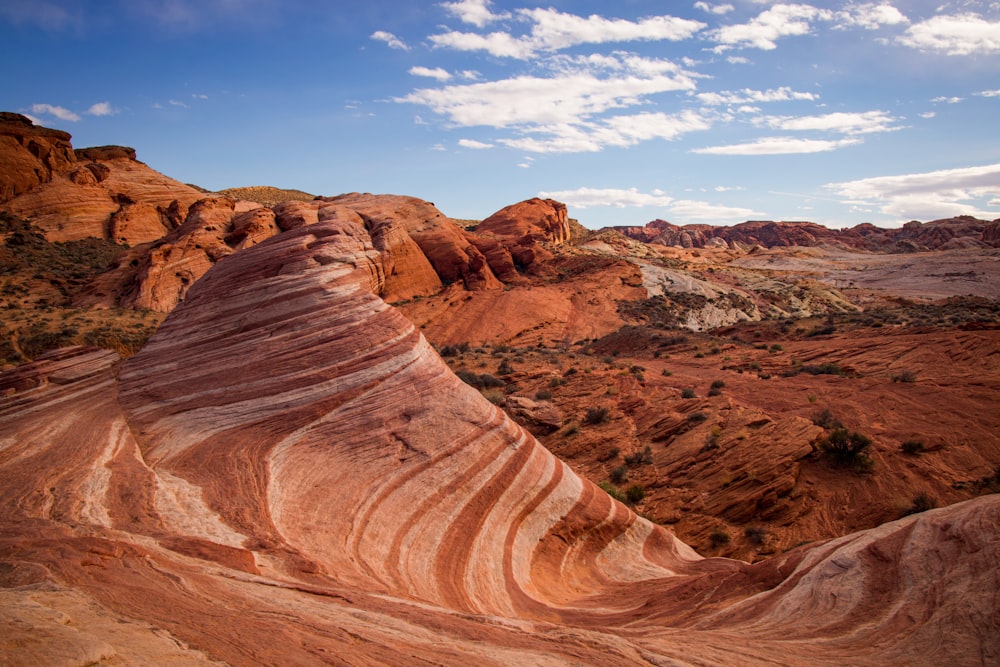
[820,427,873,471]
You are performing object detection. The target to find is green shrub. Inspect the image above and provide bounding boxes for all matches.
[535,389,553,400]
[624,446,653,467]
[820,427,873,471]
[681,388,697,399]
[598,481,626,503]
[891,369,917,383]
[900,440,925,455]
[904,492,936,516]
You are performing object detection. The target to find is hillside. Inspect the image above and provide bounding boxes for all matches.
[0,114,998,665]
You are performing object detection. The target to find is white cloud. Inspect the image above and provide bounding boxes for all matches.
[192,93,208,100]
[86,101,117,116]
[726,55,750,64]
[714,185,745,192]
[410,66,452,81]
[537,187,674,208]
[694,2,735,16]
[920,111,937,118]
[826,162,1000,220]
[30,103,80,122]
[440,0,509,27]
[976,89,1000,97]
[168,99,188,108]
[371,30,410,51]
[708,3,833,52]
[430,8,705,59]
[835,3,909,30]
[931,95,964,103]
[696,86,818,105]
[668,199,758,220]
[755,110,901,134]
[398,55,697,130]
[693,136,862,155]
[899,13,1000,55]
[458,138,494,149]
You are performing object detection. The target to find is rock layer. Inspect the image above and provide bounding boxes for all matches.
[2,217,998,664]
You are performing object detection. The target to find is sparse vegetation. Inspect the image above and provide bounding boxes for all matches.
[624,446,653,467]
[583,406,610,425]
[624,484,646,504]
[903,492,937,516]
[901,440,925,455]
[744,525,767,546]
[819,427,874,472]
[709,528,731,548]
[681,388,697,399]
[610,466,628,485]
[891,369,918,383]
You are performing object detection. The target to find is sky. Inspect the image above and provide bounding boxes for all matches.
[2,0,999,229]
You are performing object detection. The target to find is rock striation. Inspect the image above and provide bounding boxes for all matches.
[1,216,998,665]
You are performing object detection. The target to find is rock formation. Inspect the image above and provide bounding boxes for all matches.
[1,215,998,665]
[615,217,1000,251]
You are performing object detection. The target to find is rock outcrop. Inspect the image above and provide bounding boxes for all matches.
[0,112,75,203]
[615,217,1000,252]
[1,218,998,664]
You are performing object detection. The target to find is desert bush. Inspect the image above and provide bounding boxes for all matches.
[496,358,514,376]
[609,466,629,485]
[801,362,845,376]
[457,371,505,389]
[624,484,646,504]
[744,525,767,546]
[583,406,610,425]
[481,388,506,405]
[811,408,843,430]
[598,481,626,503]
[681,388,696,399]
[819,427,873,471]
[900,440,925,455]
[624,446,653,467]
[687,411,708,424]
[708,379,725,397]
[891,369,917,383]
[535,389,553,400]
[709,528,731,548]
[904,492,937,516]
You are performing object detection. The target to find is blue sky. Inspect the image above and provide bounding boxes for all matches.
[2,0,999,228]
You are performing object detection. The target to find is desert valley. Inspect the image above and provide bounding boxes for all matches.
[1,112,999,665]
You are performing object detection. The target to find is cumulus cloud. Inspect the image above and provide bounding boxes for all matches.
[694,2,735,16]
[693,136,862,155]
[825,162,1000,219]
[430,8,705,59]
[931,95,964,103]
[708,3,833,52]
[440,0,509,27]
[371,30,409,51]
[976,88,1000,97]
[899,13,1000,55]
[536,187,674,208]
[835,2,909,30]
[86,101,117,116]
[695,86,818,105]
[410,66,452,81]
[398,53,698,130]
[457,138,494,149]
[30,103,80,122]
[755,110,902,134]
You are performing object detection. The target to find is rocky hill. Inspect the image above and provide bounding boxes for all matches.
[613,216,1000,252]
[1,220,997,665]
[1,114,998,664]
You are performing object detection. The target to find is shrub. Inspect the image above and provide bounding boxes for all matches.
[744,525,767,546]
[598,481,626,503]
[583,406,610,425]
[820,427,873,471]
[892,369,917,383]
[625,484,646,504]
[482,388,506,405]
[624,446,653,467]
[801,362,845,376]
[610,465,629,485]
[535,389,553,401]
[900,440,925,455]
[811,408,843,430]
[904,492,937,516]
[681,388,697,399]
[687,411,708,424]
[709,528,731,548]
[497,359,514,376]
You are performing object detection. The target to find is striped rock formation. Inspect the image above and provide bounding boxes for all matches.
[1,217,998,665]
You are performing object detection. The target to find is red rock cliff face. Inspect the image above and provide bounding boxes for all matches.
[478,197,571,244]
[0,112,75,203]
[1,219,998,664]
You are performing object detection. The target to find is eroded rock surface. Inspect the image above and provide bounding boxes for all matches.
[1,219,998,665]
